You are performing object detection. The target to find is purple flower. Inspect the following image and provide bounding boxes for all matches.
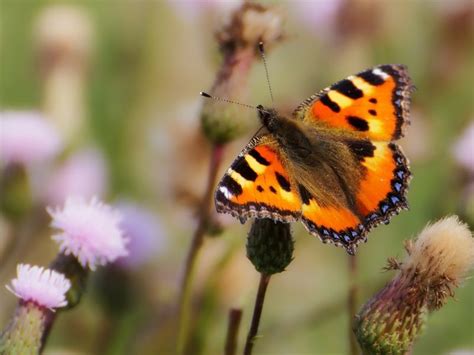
[6,264,71,310]
[115,202,166,270]
[453,121,474,174]
[0,111,62,168]
[48,197,128,270]
[44,148,108,205]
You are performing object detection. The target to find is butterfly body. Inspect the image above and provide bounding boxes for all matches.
[216,65,413,254]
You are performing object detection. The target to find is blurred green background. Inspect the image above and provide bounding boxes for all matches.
[0,0,473,354]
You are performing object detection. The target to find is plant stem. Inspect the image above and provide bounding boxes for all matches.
[176,143,224,355]
[225,308,243,355]
[244,273,271,355]
[348,254,359,355]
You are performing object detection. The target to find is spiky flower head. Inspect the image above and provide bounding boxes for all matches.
[354,216,474,354]
[6,264,70,310]
[48,197,128,270]
[246,219,294,275]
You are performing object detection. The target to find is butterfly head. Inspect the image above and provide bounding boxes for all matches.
[257,105,279,131]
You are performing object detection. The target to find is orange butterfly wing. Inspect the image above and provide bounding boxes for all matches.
[293,64,413,141]
[215,135,302,223]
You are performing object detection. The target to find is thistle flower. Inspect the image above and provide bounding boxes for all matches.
[1,265,70,353]
[247,219,294,275]
[0,111,62,168]
[6,264,71,310]
[453,121,474,174]
[44,148,108,205]
[354,216,474,354]
[48,197,128,270]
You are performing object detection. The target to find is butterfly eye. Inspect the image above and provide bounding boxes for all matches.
[256,104,264,111]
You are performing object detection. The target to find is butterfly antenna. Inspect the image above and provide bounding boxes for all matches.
[258,41,274,104]
[200,91,257,110]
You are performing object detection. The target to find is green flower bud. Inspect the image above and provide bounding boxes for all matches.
[246,219,294,275]
[50,253,89,309]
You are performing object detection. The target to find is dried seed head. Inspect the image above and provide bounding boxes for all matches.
[354,216,474,354]
[216,2,284,54]
[201,2,284,144]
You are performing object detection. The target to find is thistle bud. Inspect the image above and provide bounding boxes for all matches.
[201,2,284,144]
[353,216,474,354]
[246,219,294,275]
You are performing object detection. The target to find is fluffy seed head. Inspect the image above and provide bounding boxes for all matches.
[354,216,474,354]
[6,264,71,310]
[48,197,128,270]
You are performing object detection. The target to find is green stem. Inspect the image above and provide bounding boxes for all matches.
[348,254,359,355]
[244,273,271,355]
[225,308,243,355]
[176,144,224,355]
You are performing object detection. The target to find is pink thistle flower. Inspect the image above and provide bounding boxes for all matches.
[6,264,71,310]
[48,197,128,270]
[44,148,108,205]
[0,111,62,167]
[453,121,474,174]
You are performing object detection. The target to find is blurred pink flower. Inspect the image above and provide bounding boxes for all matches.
[291,0,343,37]
[6,264,70,310]
[115,202,166,270]
[48,197,128,270]
[168,0,242,21]
[453,121,474,173]
[0,111,62,168]
[44,148,108,205]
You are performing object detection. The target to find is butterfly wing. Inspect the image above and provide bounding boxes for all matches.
[215,135,302,223]
[293,64,413,141]
[298,139,411,254]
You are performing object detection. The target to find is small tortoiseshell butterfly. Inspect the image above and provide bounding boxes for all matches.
[215,64,413,254]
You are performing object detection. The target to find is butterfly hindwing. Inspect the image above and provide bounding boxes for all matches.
[215,135,302,223]
[296,138,410,253]
[293,64,413,141]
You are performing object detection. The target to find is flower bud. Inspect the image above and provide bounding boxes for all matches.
[246,219,294,275]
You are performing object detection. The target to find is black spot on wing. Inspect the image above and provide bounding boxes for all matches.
[320,94,341,113]
[368,109,377,116]
[248,149,270,166]
[332,79,364,99]
[369,98,377,104]
[232,159,257,181]
[275,172,291,192]
[357,70,385,86]
[346,116,369,131]
[221,175,242,196]
[270,186,277,194]
[257,185,264,192]
[298,184,312,205]
[346,140,375,161]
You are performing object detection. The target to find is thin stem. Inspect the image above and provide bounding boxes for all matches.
[244,273,271,355]
[348,254,359,355]
[225,308,243,355]
[176,143,225,355]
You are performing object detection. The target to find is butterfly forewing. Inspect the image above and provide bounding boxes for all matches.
[293,64,413,141]
[215,135,302,223]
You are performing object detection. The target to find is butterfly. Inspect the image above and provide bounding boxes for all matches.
[215,64,413,254]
